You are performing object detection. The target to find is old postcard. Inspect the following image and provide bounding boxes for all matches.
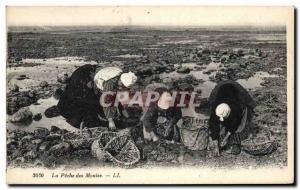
[6,6,294,184]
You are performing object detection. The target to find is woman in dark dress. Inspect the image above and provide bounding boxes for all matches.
[57,64,137,130]
[209,80,256,155]
[142,88,182,142]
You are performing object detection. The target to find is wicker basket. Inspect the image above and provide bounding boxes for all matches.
[104,135,140,168]
[241,128,278,156]
[91,132,118,161]
[178,117,209,151]
[242,139,278,156]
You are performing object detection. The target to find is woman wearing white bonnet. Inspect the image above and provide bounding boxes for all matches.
[208,80,256,156]
[58,64,138,131]
[94,68,137,130]
[215,103,231,122]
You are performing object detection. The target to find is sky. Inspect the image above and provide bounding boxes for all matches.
[6,6,293,27]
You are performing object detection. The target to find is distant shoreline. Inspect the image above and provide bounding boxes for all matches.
[7,25,286,33]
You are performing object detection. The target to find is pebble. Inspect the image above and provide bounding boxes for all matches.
[39,141,52,151]
[57,72,69,83]
[176,67,190,74]
[39,81,49,88]
[32,139,43,145]
[11,84,19,92]
[33,113,42,121]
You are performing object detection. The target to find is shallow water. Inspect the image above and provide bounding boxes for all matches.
[113,54,142,58]
[7,97,77,132]
[7,57,99,91]
[162,62,221,82]
[237,71,277,90]
[157,39,198,45]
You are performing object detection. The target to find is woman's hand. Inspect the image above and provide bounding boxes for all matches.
[213,140,220,156]
[108,118,116,131]
[122,109,129,118]
[164,124,173,137]
[220,131,231,148]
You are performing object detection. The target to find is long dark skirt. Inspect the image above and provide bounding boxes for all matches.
[209,80,255,145]
[57,64,108,128]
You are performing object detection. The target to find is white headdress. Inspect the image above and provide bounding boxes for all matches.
[94,67,122,90]
[120,72,137,88]
[215,103,231,121]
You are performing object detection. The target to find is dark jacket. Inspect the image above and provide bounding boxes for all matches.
[209,80,255,141]
[143,103,182,132]
[57,64,123,128]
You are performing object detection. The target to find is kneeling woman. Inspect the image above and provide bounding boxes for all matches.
[209,80,256,155]
[142,88,182,142]
[57,64,137,130]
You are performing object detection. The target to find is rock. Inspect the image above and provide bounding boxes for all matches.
[47,142,72,157]
[39,141,52,152]
[220,56,227,63]
[153,65,168,74]
[222,50,228,55]
[255,48,263,56]
[202,48,210,54]
[82,127,92,138]
[237,49,244,57]
[7,130,27,140]
[24,150,38,160]
[33,159,45,167]
[213,72,228,82]
[7,132,16,139]
[11,84,19,92]
[181,75,201,86]
[7,91,37,115]
[50,126,68,135]
[10,107,33,123]
[50,126,60,133]
[16,74,29,80]
[229,53,237,60]
[177,67,190,74]
[57,72,69,83]
[21,134,34,141]
[13,157,26,164]
[176,50,185,56]
[44,134,62,141]
[40,154,60,168]
[34,128,50,138]
[203,70,213,75]
[15,57,22,62]
[39,81,48,88]
[7,139,18,150]
[177,83,194,91]
[136,66,153,77]
[33,113,42,121]
[32,139,43,145]
[240,62,247,68]
[44,106,60,118]
[71,149,91,159]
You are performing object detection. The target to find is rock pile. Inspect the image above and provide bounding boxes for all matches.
[7,127,108,168]
[7,91,37,115]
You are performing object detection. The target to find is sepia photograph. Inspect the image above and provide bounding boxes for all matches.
[5,6,294,184]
